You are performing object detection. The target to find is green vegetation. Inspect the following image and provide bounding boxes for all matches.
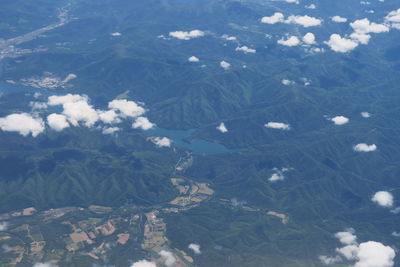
[0,128,180,212]
[1,0,400,266]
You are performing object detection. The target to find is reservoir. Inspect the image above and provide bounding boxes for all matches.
[146,127,231,155]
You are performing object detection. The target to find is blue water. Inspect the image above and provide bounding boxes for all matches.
[146,127,231,155]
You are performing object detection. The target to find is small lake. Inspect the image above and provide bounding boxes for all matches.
[146,127,231,155]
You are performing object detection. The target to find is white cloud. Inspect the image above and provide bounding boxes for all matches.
[11,94,153,135]
[325,34,358,53]
[130,260,156,267]
[149,137,171,147]
[48,94,101,127]
[353,143,377,152]
[319,255,342,265]
[326,230,396,267]
[372,191,394,207]
[305,4,316,9]
[49,96,148,132]
[111,32,121,36]
[330,116,349,125]
[277,36,300,47]
[10,94,152,135]
[62,100,99,127]
[302,32,316,45]
[261,12,285,24]
[0,113,45,137]
[47,94,88,106]
[350,33,371,44]
[265,122,290,130]
[350,18,389,34]
[262,13,321,27]
[0,222,8,231]
[361,112,371,118]
[159,250,176,267]
[269,167,290,182]
[385,9,400,23]
[47,113,70,132]
[385,9,400,29]
[132,117,155,130]
[220,61,231,70]
[235,46,256,53]
[102,127,120,135]
[169,30,205,40]
[108,99,145,118]
[335,230,357,245]
[188,243,201,254]
[217,122,228,133]
[332,16,348,23]
[285,15,322,27]
[355,241,395,267]
[188,56,199,62]
[98,110,121,124]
